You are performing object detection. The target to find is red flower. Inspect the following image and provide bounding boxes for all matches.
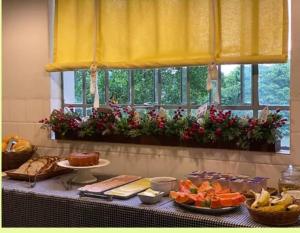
[215,128,222,137]
[198,127,205,134]
[228,119,234,126]
[158,121,165,129]
[182,132,191,141]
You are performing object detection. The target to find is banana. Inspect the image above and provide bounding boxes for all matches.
[257,204,286,213]
[250,190,261,209]
[287,204,300,211]
[256,188,270,207]
[271,193,293,207]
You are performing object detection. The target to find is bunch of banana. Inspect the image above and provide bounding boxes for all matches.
[250,188,300,213]
[2,135,32,153]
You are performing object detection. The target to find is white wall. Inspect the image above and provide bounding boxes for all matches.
[2,0,300,188]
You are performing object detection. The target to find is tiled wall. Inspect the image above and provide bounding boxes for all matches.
[2,0,300,188]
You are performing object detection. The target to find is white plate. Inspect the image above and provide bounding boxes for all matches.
[57,159,110,169]
[56,159,111,184]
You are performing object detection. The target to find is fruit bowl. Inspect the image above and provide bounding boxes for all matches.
[246,199,300,226]
[2,146,37,171]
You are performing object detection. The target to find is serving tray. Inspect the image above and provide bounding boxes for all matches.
[78,175,142,194]
[103,178,150,199]
[5,167,73,182]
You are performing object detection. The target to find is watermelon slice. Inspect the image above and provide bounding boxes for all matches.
[198,181,213,192]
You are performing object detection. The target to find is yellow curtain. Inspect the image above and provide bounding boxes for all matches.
[46,0,95,71]
[46,0,288,72]
[96,0,214,68]
[215,0,288,64]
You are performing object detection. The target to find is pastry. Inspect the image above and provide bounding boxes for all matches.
[68,152,100,166]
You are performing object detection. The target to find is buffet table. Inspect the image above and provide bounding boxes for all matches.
[2,173,299,227]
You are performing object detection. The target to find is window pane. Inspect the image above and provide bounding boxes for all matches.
[133,69,155,104]
[74,107,83,117]
[279,110,290,149]
[188,66,209,105]
[108,70,129,104]
[166,109,187,118]
[136,108,148,114]
[161,68,182,104]
[258,63,290,106]
[231,110,253,118]
[242,65,252,104]
[86,70,105,105]
[64,71,83,104]
[64,107,83,117]
[86,107,93,116]
[258,110,290,149]
[221,65,241,105]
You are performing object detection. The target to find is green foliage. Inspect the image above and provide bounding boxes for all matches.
[161,68,182,104]
[188,66,209,105]
[134,70,155,104]
[221,68,241,105]
[138,114,161,136]
[115,117,132,137]
[259,63,290,105]
[108,70,130,104]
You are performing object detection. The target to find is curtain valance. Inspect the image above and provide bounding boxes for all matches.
[46,0,288,72]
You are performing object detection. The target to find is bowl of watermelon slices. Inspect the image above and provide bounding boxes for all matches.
[169,179,246,214]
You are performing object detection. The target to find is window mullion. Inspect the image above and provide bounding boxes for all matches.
[186,67,191,115]
[181,67,188,113]
[61,72,65,109]
[240,65,244,104]
[155,69,161,109]
[82,71,87,116]
[104,70,109,105]
[129,69,134,106]
[252,64,259,118]
[218,64,222,106]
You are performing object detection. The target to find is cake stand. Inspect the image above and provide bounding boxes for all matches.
[57,159,110,184]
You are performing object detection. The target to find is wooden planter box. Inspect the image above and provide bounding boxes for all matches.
[54,132,280,152]
[249,140,281,152]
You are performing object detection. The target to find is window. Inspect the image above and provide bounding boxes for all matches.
[62,63,290,149]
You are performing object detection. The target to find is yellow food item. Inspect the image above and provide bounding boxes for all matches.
[257,188,271,207]
[3,135,19,144]
[250,191,261,209]
[251,188,270,208]
[257,204,286,213]
[12,139,32,152]
[271,193,294,207]
[2,142,7,152]
[287,204,300,211]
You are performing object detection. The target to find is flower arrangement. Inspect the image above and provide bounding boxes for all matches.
[181,106,240,145]
[237,109,287,149]
[39,105,286,152]
[78,107,116,138]
[39,108,81,138]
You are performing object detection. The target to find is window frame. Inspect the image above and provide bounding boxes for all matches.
[61,64,290,115]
